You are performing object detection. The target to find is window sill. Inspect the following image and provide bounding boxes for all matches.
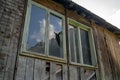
[70,62,98,69]
[20,51,67,64]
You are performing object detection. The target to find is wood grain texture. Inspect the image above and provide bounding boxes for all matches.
[50,62,56,80]
[15,56,27,80]
[63,65,68,80]
[25,57,34,80]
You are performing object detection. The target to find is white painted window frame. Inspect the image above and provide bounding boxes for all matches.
[21,0,66,61]
[68,19,97,68]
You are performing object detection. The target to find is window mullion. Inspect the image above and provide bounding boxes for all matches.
[45,10,49,56]
[78,28,83,64]
[62,18,66,59]
[77,28,81,63]
[73,29,77,62]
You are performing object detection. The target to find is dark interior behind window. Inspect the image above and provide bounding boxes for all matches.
[80,29,92,65]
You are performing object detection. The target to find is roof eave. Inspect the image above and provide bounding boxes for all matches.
[53,0,120,35]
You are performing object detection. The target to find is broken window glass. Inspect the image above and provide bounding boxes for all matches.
[49,14,63,58]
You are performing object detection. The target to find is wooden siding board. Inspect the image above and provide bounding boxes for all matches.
[91,22,105,80]
[97,28,113,80]
[15,56,27,80]
[4,37,18,80]
[40,61,46,80]
[33,59,41,80]
[33,0,65,15]
[104,31,120,80]
[92,22,120,80]
[63,65,68,80]
[0,0,25,80]
[25,57,34,80]
[50,62,56,80]
[69,66,78,80]
[34,59,45,80]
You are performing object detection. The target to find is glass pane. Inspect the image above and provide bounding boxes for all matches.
[80,29,92,65]
[49,14,63,58]
[74,28,80,63]
[27,5,46,54]
[69,25,75,62]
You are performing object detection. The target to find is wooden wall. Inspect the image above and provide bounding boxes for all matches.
[92,22,120,80]
[0,0,25,80]
[15,56,97,80]
[0,0,120,80]
[15,56,68,80]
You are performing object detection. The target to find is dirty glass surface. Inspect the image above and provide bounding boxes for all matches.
[69,25,76,62]
[69,25,80,63]
[74,28,80,63]
[80,29,92,65]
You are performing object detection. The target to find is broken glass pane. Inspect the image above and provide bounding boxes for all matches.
[49,14,63,58]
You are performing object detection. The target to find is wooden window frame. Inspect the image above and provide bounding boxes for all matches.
[68,19,97,68]
[21,0,66,63]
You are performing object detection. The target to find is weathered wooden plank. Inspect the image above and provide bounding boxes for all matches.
[69,66,78,80]
[50,62,56,80]
[0,51,8,80]
[74,67,78,80]
[93,26,111,80]
[34,59,41,80]
[33,0,65,15]
[56,64,62,80]
[40,60,46,80]
[25,57,34,80]
[34,59,45,80]
[63,65,68,80]
[104,31,120,80]
[15,56,27,80]
[4,37,18,80]
[80,68,96,80]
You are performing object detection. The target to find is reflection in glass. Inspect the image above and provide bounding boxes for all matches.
[80,29,92,65]
[74,28,80,63]
[49,14,63,58]
[69,25,75,62]
[69,25,80,63]
[27,5,46,54]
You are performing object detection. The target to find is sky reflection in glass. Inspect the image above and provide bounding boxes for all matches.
[49,14,63,58]
[27,5,46,54]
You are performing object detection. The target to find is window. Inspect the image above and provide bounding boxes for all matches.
[68,19,97,66]
[22,1,66,59]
